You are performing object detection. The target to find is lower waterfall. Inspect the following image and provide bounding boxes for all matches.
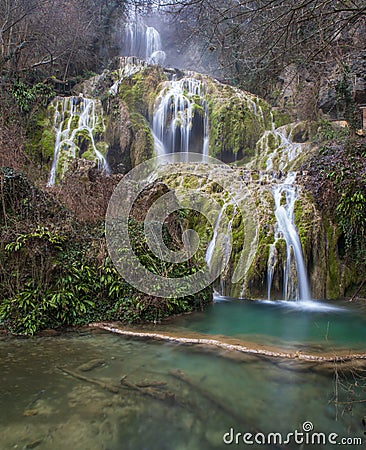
[267,172,312,300]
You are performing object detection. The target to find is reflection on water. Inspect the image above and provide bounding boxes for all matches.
[0,331,365,450]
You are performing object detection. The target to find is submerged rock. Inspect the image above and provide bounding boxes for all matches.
[78,358,106,372]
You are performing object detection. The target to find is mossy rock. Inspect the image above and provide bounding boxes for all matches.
[25,107,55,168]
[40,129,55,160]
[130,112,154,166]
[119,66,167,118]
[272,110,290,128]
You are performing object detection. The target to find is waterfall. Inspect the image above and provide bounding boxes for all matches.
[255,123,310,172]
[205,203,235,296]
[152,77,209,157]
[205,204,227,269]
[47,96,109,187]
[267,172,311,300]
[123,21,166,65]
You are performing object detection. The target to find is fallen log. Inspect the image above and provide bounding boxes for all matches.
[89,323,366,363]
[136,380,168,388]
[57,367,119,394]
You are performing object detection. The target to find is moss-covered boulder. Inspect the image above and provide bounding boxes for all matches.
[203,78,273,162]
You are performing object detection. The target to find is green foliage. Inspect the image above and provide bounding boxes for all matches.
[4,227,65,253]
[1,218,211,335]
[307,136,366,264]
[11,81,54,113]
[315,119,350,142]
[335,191,366,257]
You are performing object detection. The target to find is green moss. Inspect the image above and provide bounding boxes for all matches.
[207,91,266,159]
[182,175,199,190]
[231,213,245,268]
[96,142,108,156]
[56,143,75,180]
[25,107,56,167]
[94,116,106,136]
[267,133,278,151]
[75,128,91,141]
[192,102,204,115]
[82,149,97,161]
[40,129,55,159]
[119,66,167,118]
[322,218,342,299]
[272,110,290,128]
[130,112,154,165]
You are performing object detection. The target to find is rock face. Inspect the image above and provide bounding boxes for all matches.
[32,57,361,300]
[272,43,366,125]
[39,57,284,184]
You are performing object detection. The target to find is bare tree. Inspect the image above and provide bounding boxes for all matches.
[160,0,366,97]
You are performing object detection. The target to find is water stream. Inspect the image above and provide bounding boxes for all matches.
[1,317,365,450]
[122,20,166,65]
[47,96,109,187]
[267,172,312,301]
[152,77,209,158]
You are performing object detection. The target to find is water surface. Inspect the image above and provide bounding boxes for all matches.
[0,328,365,450]
[159,297,366,353]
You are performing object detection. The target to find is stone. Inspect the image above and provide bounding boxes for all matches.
[23,409,39,417]
[78,358,106,372]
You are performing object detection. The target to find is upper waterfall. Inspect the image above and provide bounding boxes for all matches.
[152,76,209,158]
[122,20,166,66]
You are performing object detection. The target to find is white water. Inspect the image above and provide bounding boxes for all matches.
[205,203,236,296]
[256,123,310,171]
[109,57,148,96]
[205,204,227,269]
[267,172,311,300]
[123,21,166,65]
[152,77,209,158]
[47,96,109,186]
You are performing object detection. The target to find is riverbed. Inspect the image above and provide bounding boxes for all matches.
[1,298,365,449]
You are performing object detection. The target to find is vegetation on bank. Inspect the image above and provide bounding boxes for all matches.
[0,169,211,335]
[303,133,366,271]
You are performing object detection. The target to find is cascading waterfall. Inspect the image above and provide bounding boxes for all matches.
[123,21,166,65]
[255,123,310,171]
[267,172,311,300]
[205,202,236,296]
[205,204,227,269]
[152,77,209,158]
[47,96,109,187]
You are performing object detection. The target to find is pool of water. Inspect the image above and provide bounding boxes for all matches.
[158,297,366,353]
[0,328,365,450]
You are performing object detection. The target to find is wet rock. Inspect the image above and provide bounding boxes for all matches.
[23,409,39,417]
[77,358,106,372]
[25,439,43,449]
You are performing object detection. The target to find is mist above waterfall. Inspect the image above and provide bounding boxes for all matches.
[114,10,222,77]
